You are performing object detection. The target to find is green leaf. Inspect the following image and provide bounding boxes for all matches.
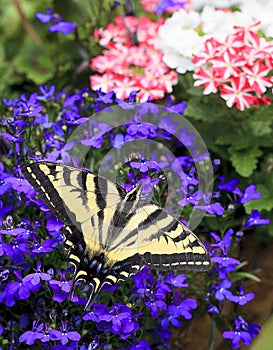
[247,119,272,137]
[14,42,55,85]
[232,272,261,283]
[229,145,262,177]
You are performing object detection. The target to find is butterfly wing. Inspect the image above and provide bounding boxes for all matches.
[22,162,144,308]
[106,202,210,272]
[22,162,210,310]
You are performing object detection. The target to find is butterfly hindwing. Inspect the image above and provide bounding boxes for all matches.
[22,162,210,309]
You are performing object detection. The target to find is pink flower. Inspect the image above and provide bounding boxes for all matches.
[90,15,178,101]
[192,22,273,110]
[192,38,220,66]
[210,51,246,80]
[242,62,272,94]
[193,67,219,95]
[220,77,255,111]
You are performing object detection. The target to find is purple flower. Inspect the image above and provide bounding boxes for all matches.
[36,8,77,35]
[95,89,115,104]
[238,184,261,204]
[49,21,77,35]
[156,0,186,14]
[37,85,56,101]
[244,209,270,228]
[213,280,233,301]
[217,176,241,195]
[5,270,40,304]
[49,276,72,303]
[165,273,188,288]
[174,298,197,319]
[229,286,255,306]
[49,321,81,345]
[195,202,225,216]
[22,262,52,285]
[125,121,157,141]
[83,303,108,322]
[45,141,74,162]
[166,100,187,114]
[211,255,241,269]
[145,299,167,318]
[210,229,233,254]
[207,304,220,314]
[130,159,159,173]
[46,216,63,235]
[133,269,154,298]
[222,316,261,348]
[158,116,178,134]
[129,340,151,350]
[36,9,55,23]
[19,321,44,345]
[30,238,56,256]
[161,305,182,329]
[111,133,125,148]
[137,175,159,195]
[99,304,140,339]
[0,200,13,225]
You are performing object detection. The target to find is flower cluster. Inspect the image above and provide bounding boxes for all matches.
[193,23,273,110]
[0,84,269,349]
[159,7,253,74]
[90,16,178,101]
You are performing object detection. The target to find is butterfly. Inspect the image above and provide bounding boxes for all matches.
[22,162,210,309]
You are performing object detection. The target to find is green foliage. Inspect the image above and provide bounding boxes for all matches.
[0,0,122,97]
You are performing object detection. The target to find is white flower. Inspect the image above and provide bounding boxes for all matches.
[159,9,203,73]
[191,0,241,10]
[240,0,273,37]
[200,6,252,41]
[169,8,201,30]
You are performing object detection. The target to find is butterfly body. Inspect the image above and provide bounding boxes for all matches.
[22,162,210,309]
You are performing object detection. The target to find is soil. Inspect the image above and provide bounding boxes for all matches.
[171,236,273,349]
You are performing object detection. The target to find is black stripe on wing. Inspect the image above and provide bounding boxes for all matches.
[135,204,210,271]
[22,163,75,226]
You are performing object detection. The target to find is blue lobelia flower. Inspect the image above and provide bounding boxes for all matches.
[49,321,81,345]
[238,184,261,204]
[229,286,255,306]
[222,316,261,348]
[244,209,270,228]
[22,261,52,286]
[19,321,44,345]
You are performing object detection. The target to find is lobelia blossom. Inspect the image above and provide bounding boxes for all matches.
[36,9,77,35]
[22,261,52,286]
[222,316,261,348]
[47,321,81,345]
[229,286,255,306]
[19,321,44,345]
[244,209,270,228]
